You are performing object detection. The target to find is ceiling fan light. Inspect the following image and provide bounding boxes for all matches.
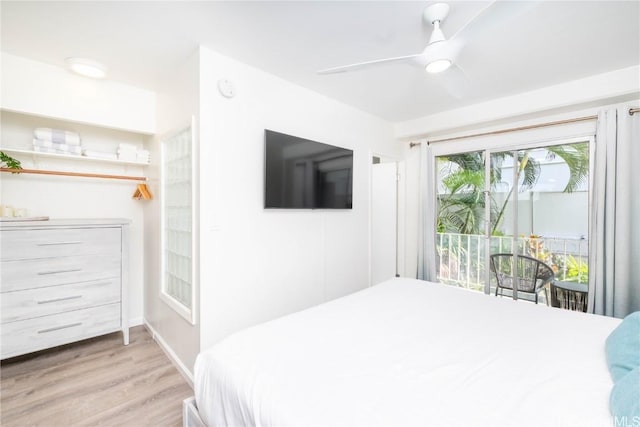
[65,57,107,79]
[425,59,452,74]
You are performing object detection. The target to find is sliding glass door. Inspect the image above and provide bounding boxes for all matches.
[435,139,591,304]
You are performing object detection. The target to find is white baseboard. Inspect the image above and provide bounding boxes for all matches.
[144,320,194,388]
[129,317,144,327]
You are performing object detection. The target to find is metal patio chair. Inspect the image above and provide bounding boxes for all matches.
[489,253,555,304]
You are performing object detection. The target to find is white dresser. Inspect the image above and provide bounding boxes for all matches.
[0,218,129,359]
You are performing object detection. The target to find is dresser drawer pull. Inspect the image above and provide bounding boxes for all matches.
[36,241,83,246]
[37,268,82,276]
[37,295,82,304]
[37,323,82,334]
[93,281,114,286]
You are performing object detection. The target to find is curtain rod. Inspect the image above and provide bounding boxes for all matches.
[0,167,147,182]
[409,114,598,148]
[630,107,640,116]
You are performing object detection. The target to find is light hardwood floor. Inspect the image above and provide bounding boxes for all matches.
[1,325,193,427]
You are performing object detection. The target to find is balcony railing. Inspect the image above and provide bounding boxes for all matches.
[436,233,588,292]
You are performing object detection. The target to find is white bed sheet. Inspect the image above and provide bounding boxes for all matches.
[194,278,621,426]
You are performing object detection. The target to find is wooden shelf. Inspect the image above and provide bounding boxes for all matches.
[0,147,150,166]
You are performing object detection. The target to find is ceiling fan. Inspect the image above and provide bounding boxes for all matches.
[317,1,531,77]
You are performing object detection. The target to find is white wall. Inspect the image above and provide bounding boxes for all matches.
[144,49,200,378]
[197,46,398,352]
[1,53,156,134]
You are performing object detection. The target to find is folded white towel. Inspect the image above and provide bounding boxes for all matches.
[113,145,149,162]
[82,149,118,160]
[34,128,81,145]
[33,146,81,156]
[118,143,137,151]
[33,139,82,154]
[136,150,150,163]
[117,148,137,154]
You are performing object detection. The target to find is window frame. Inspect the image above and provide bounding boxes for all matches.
[430,132,595,298]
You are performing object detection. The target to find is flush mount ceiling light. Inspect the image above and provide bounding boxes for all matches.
[65,57,107,79]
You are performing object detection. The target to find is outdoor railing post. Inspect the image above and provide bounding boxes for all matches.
[457,233,462,285]
[466,234,471,288]
[477,235,482,289]
[563,239,568,280]
[448,235,452,282]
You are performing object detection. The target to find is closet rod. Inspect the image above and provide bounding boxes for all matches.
[630,107,640,116]
[409,114,598,148]
[0,168,147,182]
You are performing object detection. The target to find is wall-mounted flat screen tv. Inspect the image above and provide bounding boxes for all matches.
[264,130,353,209]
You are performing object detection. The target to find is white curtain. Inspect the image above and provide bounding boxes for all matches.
[589,106,640,317]
[417,143,438,281]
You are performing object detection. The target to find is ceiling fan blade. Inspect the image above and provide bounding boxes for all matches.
[317,53,422,75]
[433,63,470,99]
[450,0,539,42]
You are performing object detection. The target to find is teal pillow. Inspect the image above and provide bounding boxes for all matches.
[610,366,640,421]
[606,312,640,382]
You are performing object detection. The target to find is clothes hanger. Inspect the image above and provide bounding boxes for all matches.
[132,183,152,200]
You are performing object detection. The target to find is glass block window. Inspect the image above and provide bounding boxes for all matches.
[161,124,195,323]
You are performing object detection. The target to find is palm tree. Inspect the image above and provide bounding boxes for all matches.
[437,150,540,234]
[544,143,589,192]
[437,142,589,235]
[438,168,486,234]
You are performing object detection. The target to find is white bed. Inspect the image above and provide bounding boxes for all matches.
[190,277,620,426]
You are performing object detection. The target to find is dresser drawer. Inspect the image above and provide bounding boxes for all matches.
[1,254,120,292]
[0,227,121,261]
[1,303,121,359]
[1,278,120,323]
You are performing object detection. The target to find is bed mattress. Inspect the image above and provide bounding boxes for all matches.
[194,277,620,426]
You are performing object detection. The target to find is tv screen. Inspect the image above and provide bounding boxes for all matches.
[264,130,353,209]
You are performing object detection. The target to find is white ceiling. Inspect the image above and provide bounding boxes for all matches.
[1,1,639,122]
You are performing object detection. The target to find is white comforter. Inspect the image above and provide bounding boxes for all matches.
[194,278,620,426]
